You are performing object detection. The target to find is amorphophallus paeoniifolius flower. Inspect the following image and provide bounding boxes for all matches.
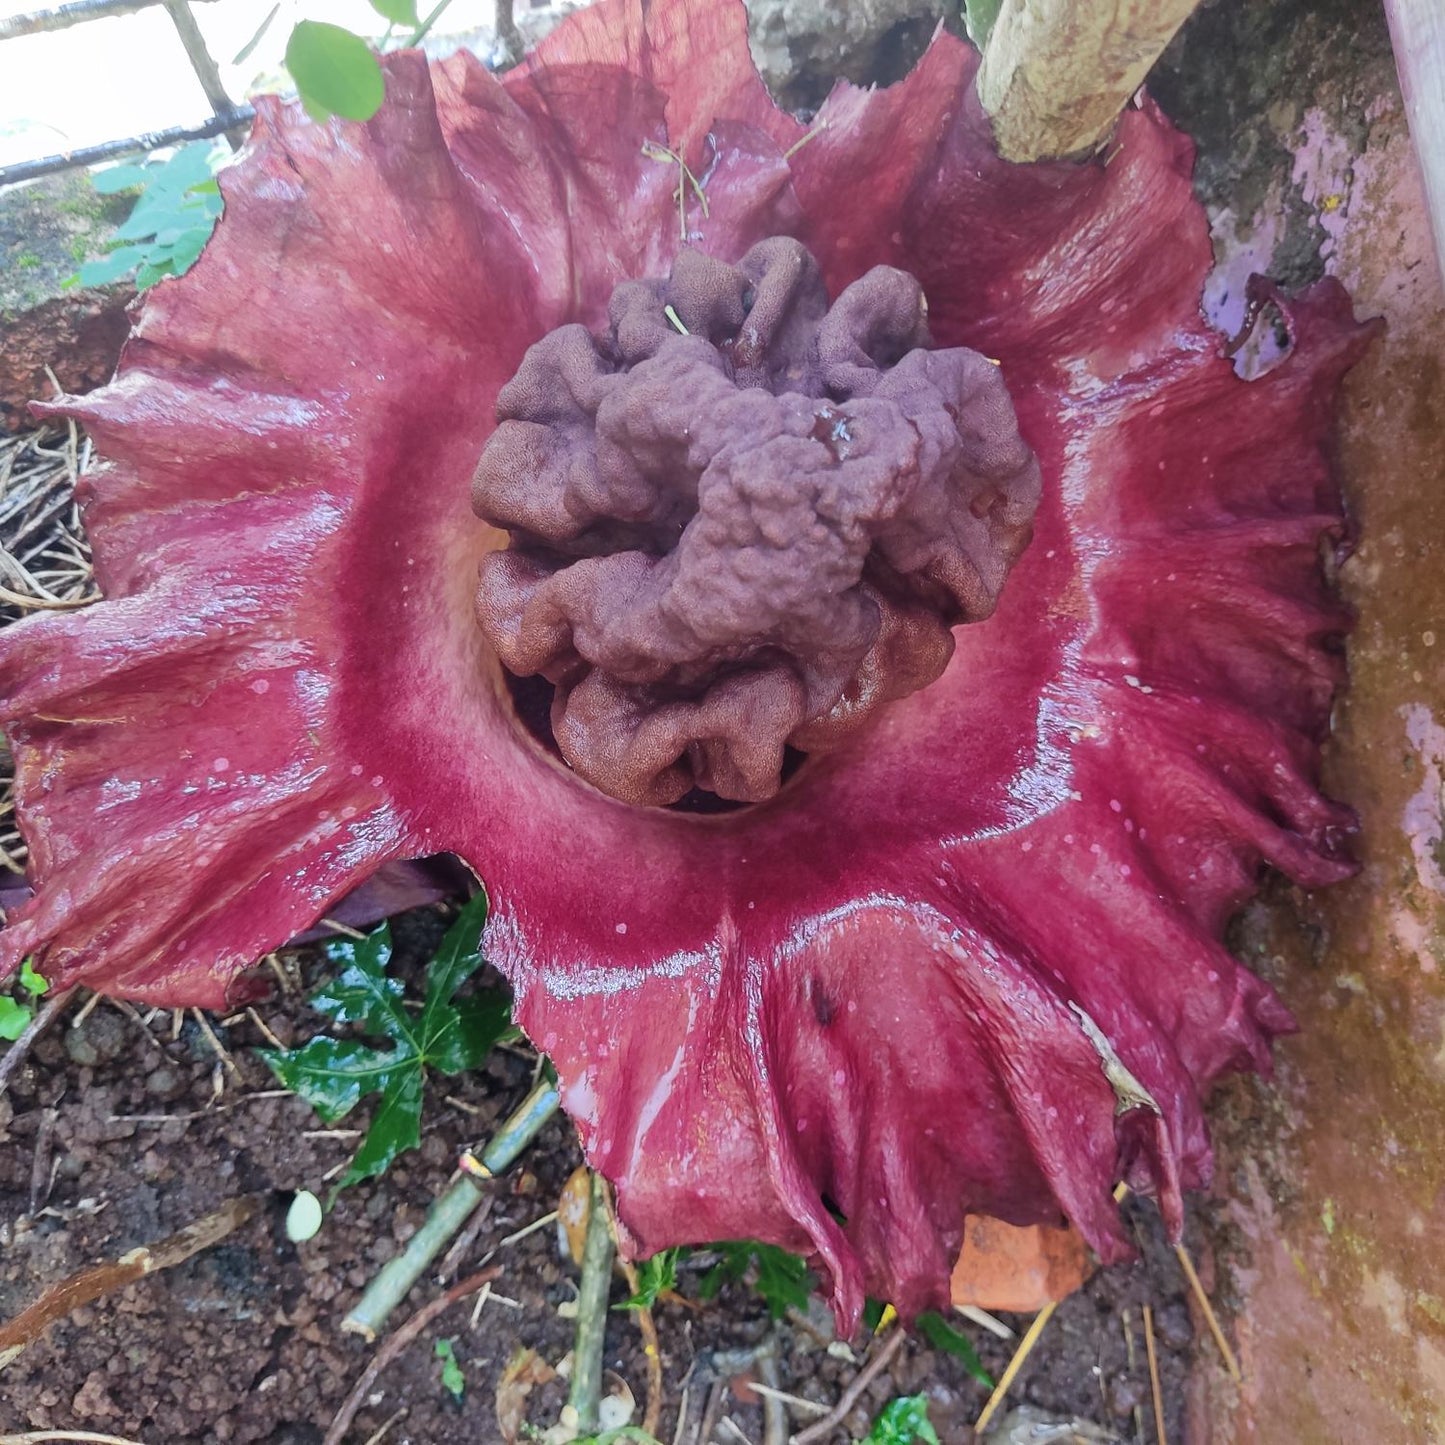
[0,0,1376,1325]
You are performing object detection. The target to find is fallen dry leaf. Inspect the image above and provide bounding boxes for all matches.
[558,1164,592,1267]
[496,1345,557,1444]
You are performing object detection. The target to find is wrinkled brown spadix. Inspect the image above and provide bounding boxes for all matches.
[472,237,1043,806]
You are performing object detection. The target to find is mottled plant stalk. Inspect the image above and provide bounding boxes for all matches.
[977,0,1203,161]
[494,0,521,65]
[568,1172,616,1436]
[342,1075,560,1340]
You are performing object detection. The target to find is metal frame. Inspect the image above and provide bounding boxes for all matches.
[0,0,250,188]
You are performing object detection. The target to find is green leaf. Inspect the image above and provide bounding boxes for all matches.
[0,994,33,1042]
[337,1066,424,1191]
[312,927,409,1035]
[91,161,151,194]
[915,1312,993,1390]
[963,0,1003,49]
[78,245,149,286]
[697,1241,814,1318]
[167,227,212,276]
[19,958,48,998]
[369,0,419,26]
[419,891,488,1037]
[260,899,512,1193]
[135,259,172,291]
[619,1247,681,1310]
[431,990,511,1073]
[865,1395,940,1445]
[434,1337,466,1399]
[260,1036,409,1123]
[285,21,386,123]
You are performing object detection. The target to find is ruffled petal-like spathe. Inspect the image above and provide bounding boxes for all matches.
[0,0,1375,1325]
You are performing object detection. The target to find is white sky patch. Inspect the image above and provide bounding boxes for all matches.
[0,0,502,168]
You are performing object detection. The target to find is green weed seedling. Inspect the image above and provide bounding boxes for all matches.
[0,958,50,1042]
[618,1246,682,1311]
[864,1394,941,1445]
[434,1337,466,1399]
[697,1240,816,1319]
[261,892,511,1197]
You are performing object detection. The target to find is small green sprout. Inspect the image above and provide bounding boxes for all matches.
[864,1395,941,1445]
[434,1337,466,1399]
[572,1432,664,1445]
[697,1240,815,1319]
[618,1247,681,1311]
[260,892,511,1197]
[0,958,50,1042]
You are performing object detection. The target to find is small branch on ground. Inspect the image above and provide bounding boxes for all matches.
[0,1193,265,1365]
[1173,1242,1241,1382]
[437,1194,495,1281]
[610,1199,664,1438]
[1143,1303,1168,1445]
[973,1301,1059,1435]
[0,1434,153,1445]
[0,990,75,1099]
[342,1075,560,1340]
[568,1171,616,1436]
[792,1328,907,1445]
[324,1266,501,1445]
[755,1338,788,1445]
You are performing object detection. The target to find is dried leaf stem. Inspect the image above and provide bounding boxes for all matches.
[1173,1243,1242,1382]
[973,1300,1059,1435]
[0,989,75,1100]
[568,1171,616,1436]
[323,1266,501,1445]
[792,1328,906,1445]
[1143,1302,1168,1445]
[0,1193,264,1363]
[0,1434,154,1444]
[342,1075,559,1340]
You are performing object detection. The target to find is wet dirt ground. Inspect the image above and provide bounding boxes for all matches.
[6,0,1439,1440]
[0,905,1203,1443]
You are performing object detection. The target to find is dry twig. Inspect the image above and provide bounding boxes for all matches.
[1143,1303,1168,1445]
[0,1433,153,1444]
[323,1266,501,1445]
[0,1194,264,1363]
[0,990,76,1099]
[361,1406,408,1445]
[792,1328,907,1445]
[1173,1243,1241,1382]
[973,1301,1059,1435]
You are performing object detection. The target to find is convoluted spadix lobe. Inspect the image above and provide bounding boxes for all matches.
[474,237,1042,805]
[0,0,1376,1326]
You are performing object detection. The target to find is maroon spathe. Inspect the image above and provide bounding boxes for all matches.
[0,0,1374,1324]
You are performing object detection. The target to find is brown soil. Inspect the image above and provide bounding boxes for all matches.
[0,903,1207,1444]
[1,0,1326,1435]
